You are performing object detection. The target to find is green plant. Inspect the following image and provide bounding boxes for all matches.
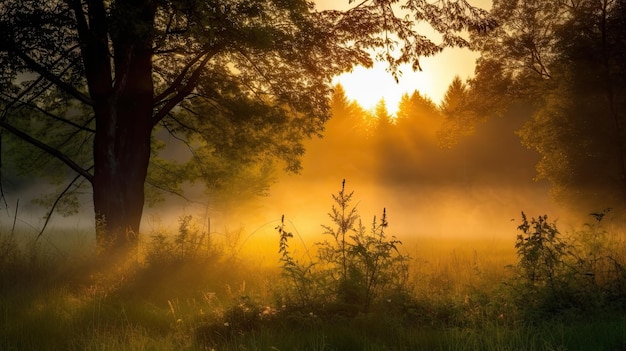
[145,215,215,265]
[278,180,412,314]
[317,179,361,306]
[349,209,410,311]
[568,209,626,308]
[515,212,569,295]
[508,210,626,323]
[277,215,316,306]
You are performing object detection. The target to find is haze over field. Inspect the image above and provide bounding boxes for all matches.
[3,1,626,350]
[0,90,559,248]
[0,0,623,253]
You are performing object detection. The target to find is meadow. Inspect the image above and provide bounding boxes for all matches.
[1,189,626,350]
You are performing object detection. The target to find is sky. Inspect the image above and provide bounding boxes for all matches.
[315,0,493,114]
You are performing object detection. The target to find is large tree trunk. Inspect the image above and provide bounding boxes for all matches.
[92,50,153,253]
[85,0,156,254]
[92,3,155,253]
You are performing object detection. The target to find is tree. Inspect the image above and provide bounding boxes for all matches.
[394,90,441,149]
[370,98,397,166]
[374,99,393,131]
[469,0,626,213]
[517,0,626,211]
[0,0,495,254]
[375,90,441,184]
[437,76,480,148]
[325,84,368,145]
[297,84,371,181]
[397,90,440,128]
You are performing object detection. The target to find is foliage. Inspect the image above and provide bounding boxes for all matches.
[145,215,216,265]
[349,209,410,310]
[2,208,626,350]
[0,0,496,249]
[467,0,626,213]
[368,89,445,185]
[509,210,626,321]
[276,214,316,307]
[395,90,441,144]
[278,180,411,314]
[437,76,482,148]
[514,213,569,293]
[318,179,361,301]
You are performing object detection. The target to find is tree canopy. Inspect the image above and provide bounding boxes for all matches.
[0,0,495,253]
[462,0,626,214]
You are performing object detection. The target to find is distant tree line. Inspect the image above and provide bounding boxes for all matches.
[466,0,626,215]
[303,82,539,193]
[314,0,626,217]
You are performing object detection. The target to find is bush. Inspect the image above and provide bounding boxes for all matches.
[509,210,626,321]
[277,180,412,315]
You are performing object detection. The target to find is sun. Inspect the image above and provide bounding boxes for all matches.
[333,45,483,117]
[318,0,493,116]
[333,63,437,116]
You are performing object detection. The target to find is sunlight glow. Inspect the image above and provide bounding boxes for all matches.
[320,0,493,116]
[333,63,436,116]
[333,47,480,116]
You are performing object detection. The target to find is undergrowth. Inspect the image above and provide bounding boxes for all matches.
[1,185,625,350]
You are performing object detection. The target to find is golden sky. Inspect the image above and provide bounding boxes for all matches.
[315,0,493,114]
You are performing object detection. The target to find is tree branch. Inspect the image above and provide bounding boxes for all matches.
[154,49,215,104]
[0,92,96,133]
[35,169,92,242]
[0,121,94,184]
[145,178,193,202]
[152,48,219,126]
[14,50,95,106]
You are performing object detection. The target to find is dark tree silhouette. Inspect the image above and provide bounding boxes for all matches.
[0,0,494,254]
[437,76,479,148]
[469,0,626,213]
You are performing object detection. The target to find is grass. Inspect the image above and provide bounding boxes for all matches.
[201,316,626,351]
[1,207,626,350]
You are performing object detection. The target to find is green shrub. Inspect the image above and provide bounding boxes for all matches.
[509,210,626,321]
[514,212,569,293]
[277,180,412,315]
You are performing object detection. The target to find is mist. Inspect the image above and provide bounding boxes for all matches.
[258,103,558,242]
[0,95,562,252]
[138,95,566,256]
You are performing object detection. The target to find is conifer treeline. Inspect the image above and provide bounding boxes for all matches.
[300,81,540,193]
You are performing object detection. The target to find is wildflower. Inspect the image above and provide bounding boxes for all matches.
[260,306,271,316]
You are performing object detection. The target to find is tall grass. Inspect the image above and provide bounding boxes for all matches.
[1,189,626,350]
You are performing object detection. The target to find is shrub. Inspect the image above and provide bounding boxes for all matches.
[510,210,626,321]
[514,212,569,294]
[277,180,412,315]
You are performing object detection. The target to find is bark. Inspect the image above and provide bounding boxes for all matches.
[92,51,153,252]
[89,1,156,253]
[599,0,626,208]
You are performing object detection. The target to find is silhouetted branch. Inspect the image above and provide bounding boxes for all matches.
[0,93,96,133]
[35,168,91,242]
[152,47,222,125]
[0,121,93,184]
[13,50,94,106]
[154,49,212,103]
